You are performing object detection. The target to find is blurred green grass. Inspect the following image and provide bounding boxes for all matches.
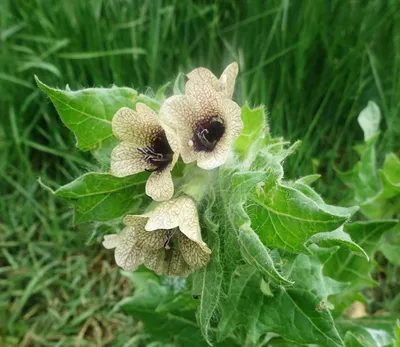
[1,0,399,345]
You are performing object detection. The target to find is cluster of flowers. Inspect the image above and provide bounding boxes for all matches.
[103,63,243,276]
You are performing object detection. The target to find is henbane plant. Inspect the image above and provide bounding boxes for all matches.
[36,64,399,346]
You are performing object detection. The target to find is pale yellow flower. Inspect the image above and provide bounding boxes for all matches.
[187,62,239,99]
[160,63,242,170]
[110,103,179,201]
[102,196,211,277]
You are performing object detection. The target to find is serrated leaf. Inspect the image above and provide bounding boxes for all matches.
[195,192,223,346]
[36,76,139,151]
[54,172,150,224]
[120,272,238,347]
[336,135,379,206]
[284,252,348,303]
[362,153,400,219]
[217,265,263,343]
[259,288,344,347]
[229,171,292,285]
[247,178,357,252]
[238,225,292,285]
[357,101,381,141]
[324,221,397,293]
[119,276,204,347]
[306,227,368,260]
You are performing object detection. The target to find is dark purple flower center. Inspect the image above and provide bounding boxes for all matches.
[137,131,173,173]
[193,116,225,152]
[163,229,177,250]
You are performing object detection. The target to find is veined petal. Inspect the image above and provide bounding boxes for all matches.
[123,214,148,228]
[185,79,222,117]
[112,104,160,147]
[159,96,198,163]
[164,250,191,276]
[143,249,165,275]
[145,196,205,246]
[221,98,243,140]
[160,95,198,128]
[219,62,239,99]
[113,227,144,271]
[178,232,211,268]
[146,168,174,201]
[123,214,166,250]
[111,142,148,177]
[102,234,119,249]
[196,141,231,170]
[187,67,222,93]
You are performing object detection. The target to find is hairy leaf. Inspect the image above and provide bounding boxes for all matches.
[324,221,397,312]
[54,172,150,224]
[217,265,263,344]
[306,227,368,260]
[284,252,348,303]
[36,77,137,151]
[259,288,344,347]
[35,76,159,164]
[194,193,224,345]
[247,177,357,252]
[120,271,237,347]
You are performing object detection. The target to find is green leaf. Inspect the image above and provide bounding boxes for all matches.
[247,177,357,252]
[284,252,348,303]
[296,174,321,185]
[362,153,400,219]
[324,221,397,310]
[36,77,161,165]
[237,225,292,285]
[234,104,268,161]
[357,101,381,141]
[217,265,263,344]
[337,317,396,347]
[379,224,400,266]
[229,171,292,285]
[194,192,224,346]
[259,287,344,347]
[120,272,238,347]
[119,275,204,347]
[54,172,150,224]
[306,226,368,260]
[35,76,138,151]
[395,320,400,346]
[215,250,347,346]
[336,136,379,207]
[344,332,366,347]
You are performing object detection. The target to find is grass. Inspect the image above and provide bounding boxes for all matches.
[1,0,399,345]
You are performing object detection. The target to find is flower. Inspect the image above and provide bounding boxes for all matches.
[102,196,211,277]
[187,62,239,99]
[160,63,243,170]
[110,103,179,201]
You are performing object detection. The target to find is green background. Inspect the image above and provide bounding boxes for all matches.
[1,0,399,345]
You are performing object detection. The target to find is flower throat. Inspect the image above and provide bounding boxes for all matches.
[137,131,173,173]
[193,116,225,152]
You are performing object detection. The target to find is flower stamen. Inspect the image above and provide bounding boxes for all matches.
[137,131,173,172]
[193,116,225,152]
[163,228,177,250]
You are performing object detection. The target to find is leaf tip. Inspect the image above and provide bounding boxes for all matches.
[37,177,55,194]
